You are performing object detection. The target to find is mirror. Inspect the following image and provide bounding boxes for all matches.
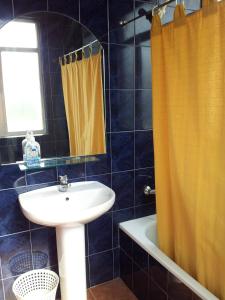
[0,12,105,167]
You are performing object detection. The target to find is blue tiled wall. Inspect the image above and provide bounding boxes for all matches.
[0,0,201,299]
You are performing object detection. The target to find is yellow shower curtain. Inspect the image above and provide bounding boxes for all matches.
[152,1,225,298]
[60,51,106,156]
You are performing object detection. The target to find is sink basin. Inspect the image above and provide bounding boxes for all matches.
[19,181,115,227]
[19,181,115,300]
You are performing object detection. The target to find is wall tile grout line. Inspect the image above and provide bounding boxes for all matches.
[134,0,137,217]
[29,221,35,271]
[0,258,6,300]
[101,41,151,48]
[78,0,81,23]
[151,276,168,297]
[1,278,5,300]
[11,0,14,18]
[0,229,33,239]
[86,189,91,285]
[0,225,44,239]
[105,88,152,91]
[88,247,119,258]
[2,274,18,281]
[110,129,152,134]
[121,243,148,276]
[87,251,91,289]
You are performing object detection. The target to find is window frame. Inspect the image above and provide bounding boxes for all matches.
[0,19,47,138]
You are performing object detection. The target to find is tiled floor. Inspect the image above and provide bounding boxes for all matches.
[88,278,138,300]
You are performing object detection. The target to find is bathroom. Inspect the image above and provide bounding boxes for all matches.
[0,0,223,299]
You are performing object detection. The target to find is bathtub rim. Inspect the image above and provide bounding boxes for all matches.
[119,215,219,300]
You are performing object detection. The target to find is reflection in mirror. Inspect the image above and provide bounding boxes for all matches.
[60,45,106,157]
[0,20,46,138]
[9,251,48,276]
[0,12,106,166]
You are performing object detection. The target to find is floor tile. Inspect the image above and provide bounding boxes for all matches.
[89,278,138,300]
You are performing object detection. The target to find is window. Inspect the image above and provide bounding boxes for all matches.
[0,20,46,137]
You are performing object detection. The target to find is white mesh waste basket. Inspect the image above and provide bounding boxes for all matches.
[12,269,59,300]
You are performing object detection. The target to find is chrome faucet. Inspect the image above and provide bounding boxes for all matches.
[58,175,71,192]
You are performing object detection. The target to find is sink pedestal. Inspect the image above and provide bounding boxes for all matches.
[56,225,87,300]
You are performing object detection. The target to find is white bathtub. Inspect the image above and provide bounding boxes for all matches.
[119,215,219,300]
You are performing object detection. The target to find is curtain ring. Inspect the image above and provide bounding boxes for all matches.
[64,55,67,64]
[152,5,158,16]
[69,54,73,63]
[75,51,78,61]
[82,48,85,59]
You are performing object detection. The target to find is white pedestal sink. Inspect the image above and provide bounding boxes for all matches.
[19,181,115,300]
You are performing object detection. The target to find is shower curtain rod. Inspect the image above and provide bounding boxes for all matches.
[61,39,101,60]
[119,0,202,26]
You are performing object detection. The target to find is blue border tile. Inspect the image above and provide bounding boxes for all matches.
[111,90,135,132]
[111,132,134,172]
[112,171,134,211]
[110,44,135,89]
[135,130,154,169]
[89,250,113,286]
[88,213,113,255]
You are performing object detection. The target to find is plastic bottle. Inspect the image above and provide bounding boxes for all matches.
[24,133,41,167]
[22,131,33,161]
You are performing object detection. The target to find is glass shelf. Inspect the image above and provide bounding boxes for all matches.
[16,155,99,171]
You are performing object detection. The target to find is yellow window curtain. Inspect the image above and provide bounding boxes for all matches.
[60,51,106,156]
[152,1,225,299]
